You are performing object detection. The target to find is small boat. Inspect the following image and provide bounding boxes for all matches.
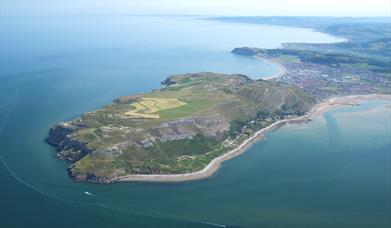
[84,191,94,196]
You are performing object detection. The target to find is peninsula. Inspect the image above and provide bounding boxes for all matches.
[47,73,315,183]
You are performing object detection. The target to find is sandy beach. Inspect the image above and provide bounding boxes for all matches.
[115,94,390,183]
[255,56,287,80]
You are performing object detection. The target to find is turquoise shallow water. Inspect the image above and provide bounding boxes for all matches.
[1,16,390,227]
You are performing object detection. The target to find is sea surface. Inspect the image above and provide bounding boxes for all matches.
[1,16,390,227]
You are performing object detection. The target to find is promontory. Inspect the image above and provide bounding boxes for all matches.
[47,72,315,183]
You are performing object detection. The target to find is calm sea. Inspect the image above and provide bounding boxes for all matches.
[1,16,389,227]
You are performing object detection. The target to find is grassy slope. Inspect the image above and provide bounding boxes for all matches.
[57,73,314,179]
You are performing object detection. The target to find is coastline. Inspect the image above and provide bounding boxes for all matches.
[115,94,391,183]
[255,56,287,80]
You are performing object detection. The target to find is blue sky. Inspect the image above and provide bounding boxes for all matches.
[2,0,391,16]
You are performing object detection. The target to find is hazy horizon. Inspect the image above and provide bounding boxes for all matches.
[2,0,390,17]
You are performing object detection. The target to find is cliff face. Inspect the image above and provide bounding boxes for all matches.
[47,72,315,183]
[47,123,77,146]
[49,113,230,183]
[133,114,229,147]
[47,123,92,162]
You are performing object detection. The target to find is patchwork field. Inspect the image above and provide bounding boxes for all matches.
[124,97,187,119]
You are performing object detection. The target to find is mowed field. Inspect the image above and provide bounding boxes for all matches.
[124,97,187,119]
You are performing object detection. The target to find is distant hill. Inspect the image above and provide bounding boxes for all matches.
[211,16,391,42]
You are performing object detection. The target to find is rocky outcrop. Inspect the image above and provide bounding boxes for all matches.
[47,122,91,162]
[161,77,177,86]
[56,137,92,162]
[68,169,114,184]
[133,114,230,147]
[231,47,260,56]
[46,123,77,146]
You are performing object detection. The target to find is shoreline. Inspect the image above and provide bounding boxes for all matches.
[255,56,287,80]
[115,94,391,183]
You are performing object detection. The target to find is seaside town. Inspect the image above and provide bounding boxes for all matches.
[230,20,390,102]
[271,61,388,101]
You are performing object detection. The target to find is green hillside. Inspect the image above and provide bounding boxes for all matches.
[47,72,315,183]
